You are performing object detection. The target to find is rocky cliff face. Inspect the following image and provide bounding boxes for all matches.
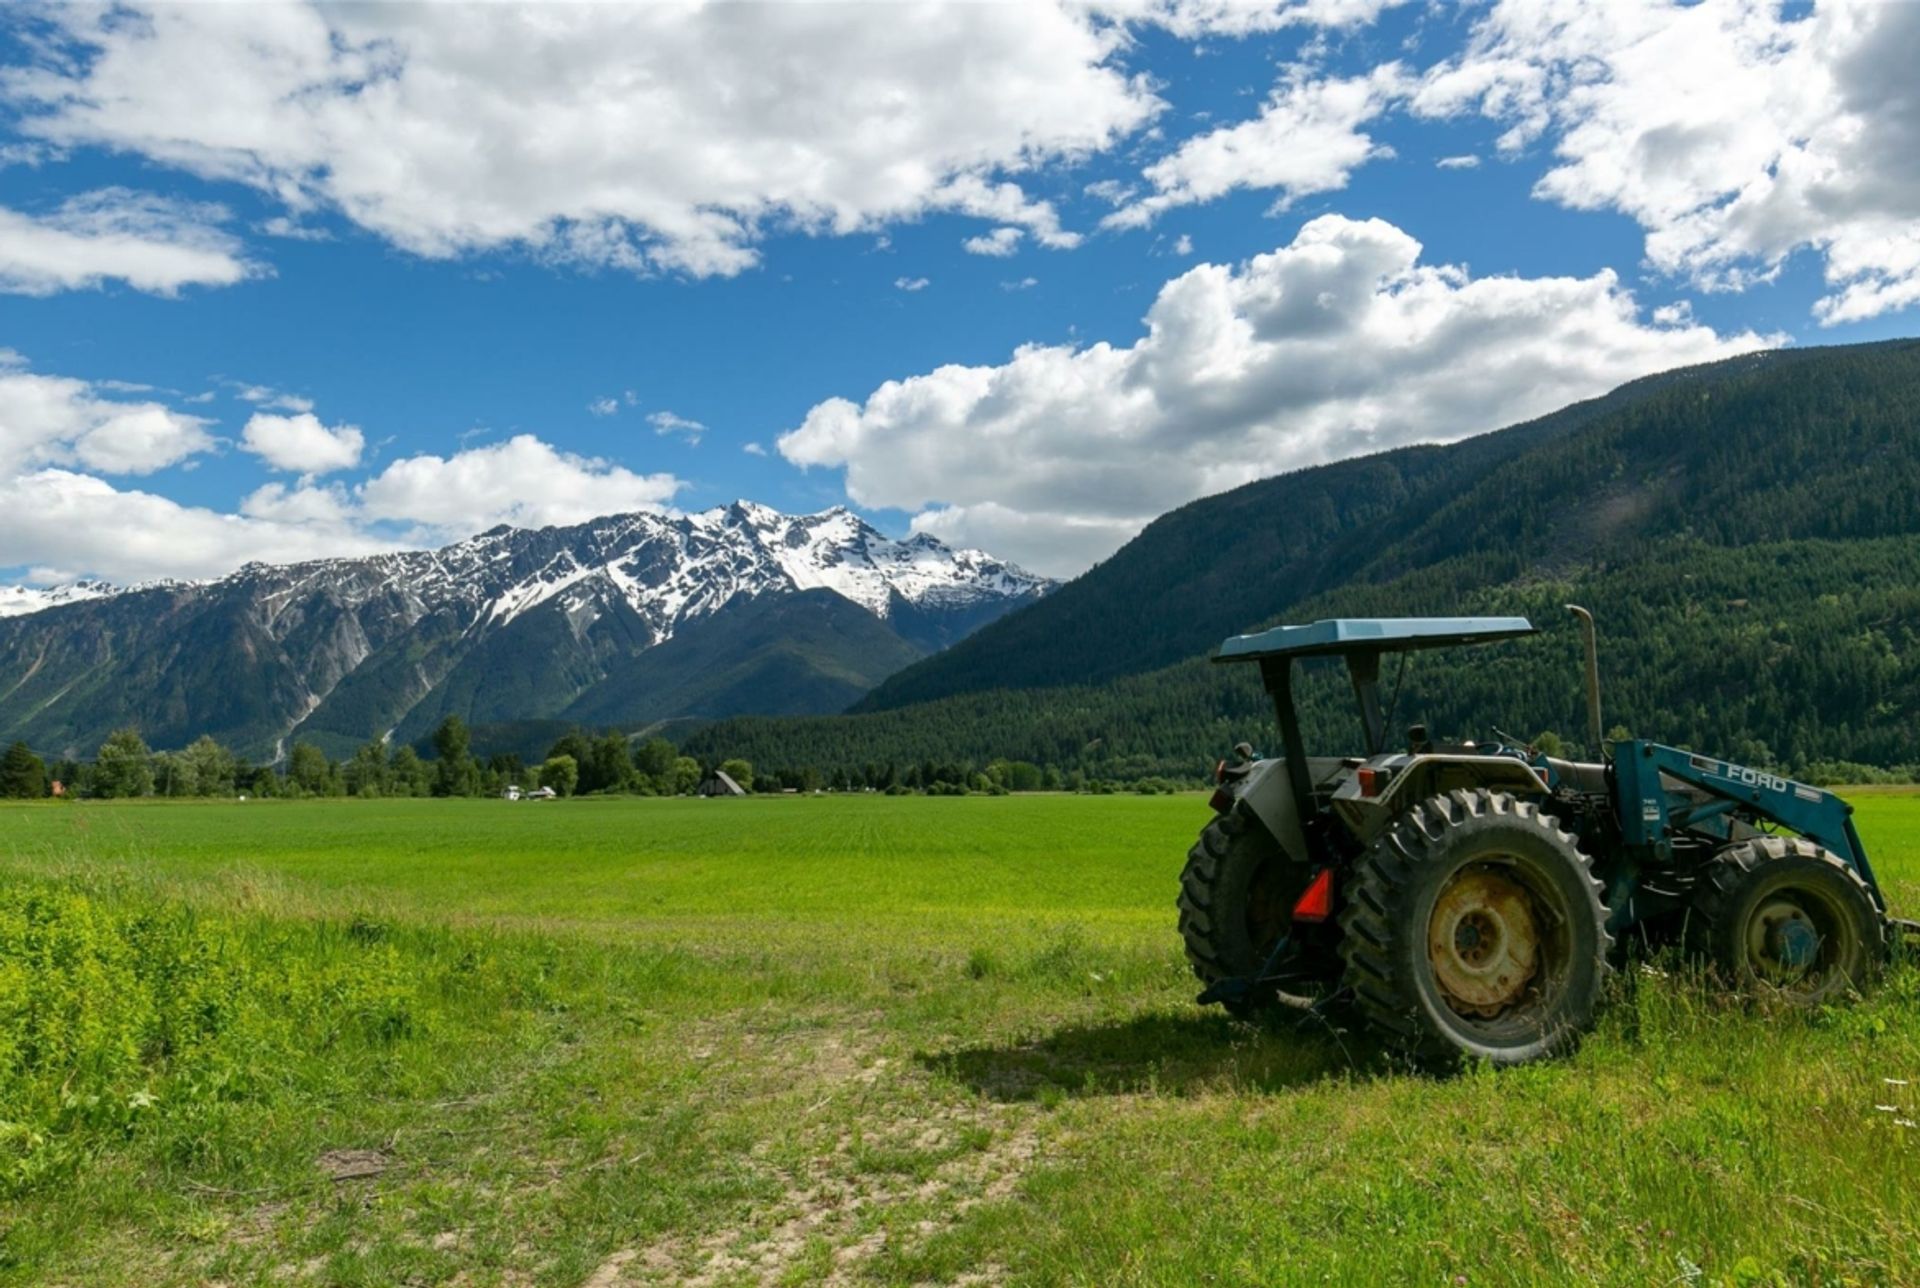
[0,502,1052,758]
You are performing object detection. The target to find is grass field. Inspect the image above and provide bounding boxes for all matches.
[3,794,1919,1286]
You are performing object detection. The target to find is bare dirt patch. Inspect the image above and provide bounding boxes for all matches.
[582,1021,1039,1285]
[316,1149,389,1182]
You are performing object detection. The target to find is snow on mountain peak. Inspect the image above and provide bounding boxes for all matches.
[0,504,1053,635]
[0,579,122,619]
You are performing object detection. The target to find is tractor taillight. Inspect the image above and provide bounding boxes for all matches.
[1214,759,1227,784]
[1208,788,1234,814]
[1292,868,1335,923]
[1356,766,1381,796]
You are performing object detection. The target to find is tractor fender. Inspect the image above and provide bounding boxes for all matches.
[1333,755,1551,845]
[1234,757,1311,863]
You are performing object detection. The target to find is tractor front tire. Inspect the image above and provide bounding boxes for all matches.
[1340,789,1611,1065]
[1177,807,1311,1016]
[1692,837,1885,1004]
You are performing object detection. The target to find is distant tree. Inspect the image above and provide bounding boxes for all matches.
[389,744,431,797]
[434,714,472,761]
[718,758,754,792]
[94,728,154,799]
[346,740,391,797]
[1532,730,1567,758]
[988,759,1044,792]
[181,735,238,797]
[633,737,677,783]
[0,741,47,799]
[670,756,702,795]
[288,742,333,796]
[539,754,579,798]
[152,751,196,797]
[581,733,632,794]
[546,730,593,769]
[432,716,481,797]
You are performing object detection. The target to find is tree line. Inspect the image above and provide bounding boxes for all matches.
[0,711,1186,803]
[0,717,716,802]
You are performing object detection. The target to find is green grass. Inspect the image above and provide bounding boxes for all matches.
[3,793,1919,1286]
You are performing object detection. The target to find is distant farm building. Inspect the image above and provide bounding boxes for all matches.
[699,770,747,797]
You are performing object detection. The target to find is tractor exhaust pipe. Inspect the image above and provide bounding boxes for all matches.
[1566,604,1605,759]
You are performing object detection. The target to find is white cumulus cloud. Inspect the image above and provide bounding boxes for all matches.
[779,214,1773,577]
[241,411,365,475]
[1411,0,1920,324]
[358,434,682,537]
[0,188,258,296]
[231,383,313,413]
[0,355,215,476]
[0,468,397,584]
[1091,1,1920,326]
[646,411,707,441]
[0,354,687,584]
[963,227,1025,257]
[1086,0,1414,38]
[1107,65,1408,227]
[3,2,1170,278]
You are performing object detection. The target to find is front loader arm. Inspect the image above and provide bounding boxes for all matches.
[1612,739,1880,900]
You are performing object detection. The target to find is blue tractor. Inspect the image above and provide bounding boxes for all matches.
[1182,608,1918,1064]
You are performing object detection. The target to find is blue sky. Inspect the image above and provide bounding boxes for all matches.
[2,0,1916,586]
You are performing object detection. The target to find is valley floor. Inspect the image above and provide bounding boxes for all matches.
[3,795,1919,1286]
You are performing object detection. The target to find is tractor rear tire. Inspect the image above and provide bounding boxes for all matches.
[1691,837,1885,1004]
[1177,807,1312,1016]
[1339,788,1611,1065]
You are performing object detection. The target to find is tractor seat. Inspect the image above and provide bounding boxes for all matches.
[1545,757,1609,794]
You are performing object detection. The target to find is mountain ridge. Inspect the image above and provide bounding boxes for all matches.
[0,501,1051,759]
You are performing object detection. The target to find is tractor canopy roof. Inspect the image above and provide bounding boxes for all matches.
[1213,616,1535,664]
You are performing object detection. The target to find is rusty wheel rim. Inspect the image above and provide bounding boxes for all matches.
[1428,865,1543,1019]
[1741,889,1855,997]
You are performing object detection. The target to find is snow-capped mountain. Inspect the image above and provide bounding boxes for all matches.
[0,503,1052,759]
[465,501,1047,637]
[0,579,121,619]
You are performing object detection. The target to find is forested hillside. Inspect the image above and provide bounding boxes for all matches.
[689,340,1920,783]
[856,342,1908,709]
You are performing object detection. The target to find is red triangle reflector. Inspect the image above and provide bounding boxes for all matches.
[1292,868,1335,923]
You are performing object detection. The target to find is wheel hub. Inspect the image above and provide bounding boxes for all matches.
[1429,868,1541,1017]
[1749,898,1822,977]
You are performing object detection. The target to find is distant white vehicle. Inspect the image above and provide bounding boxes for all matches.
[503,785,523,801]
[528,786,558,800]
